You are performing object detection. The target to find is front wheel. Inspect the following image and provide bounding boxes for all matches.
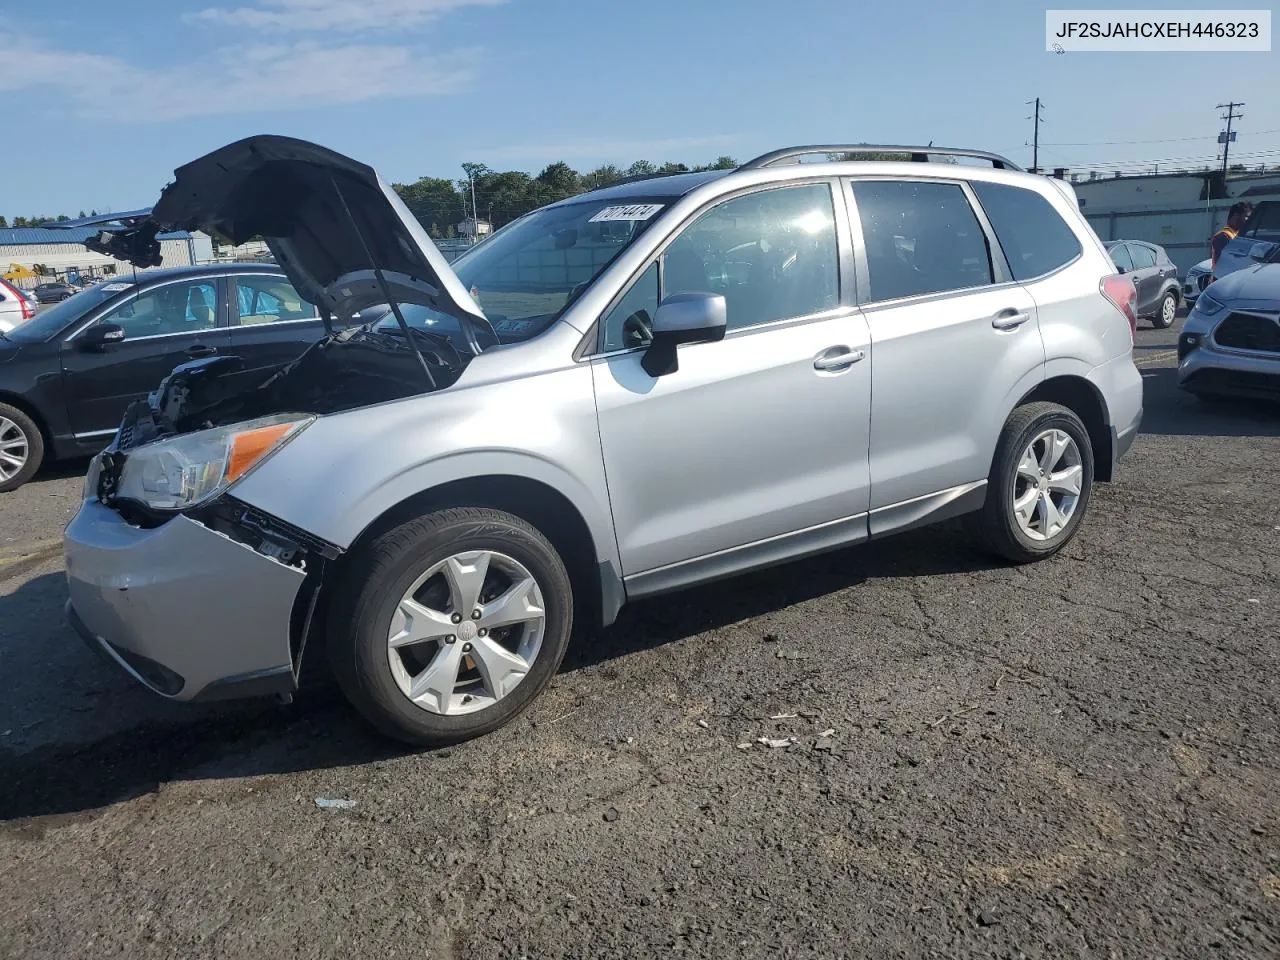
[1153,291,1177,329]
[327,507,574,747]
[973,402,1094,564]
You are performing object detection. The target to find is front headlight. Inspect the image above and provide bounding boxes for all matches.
[1195,289,1226,316]
[116,413,313,512]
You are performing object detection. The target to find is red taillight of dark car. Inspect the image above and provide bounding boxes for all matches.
[1100,274,1138,338]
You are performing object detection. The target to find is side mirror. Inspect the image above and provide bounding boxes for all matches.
[78,323,125,352]
[641,292,727,377]
[1249,240,1275,262]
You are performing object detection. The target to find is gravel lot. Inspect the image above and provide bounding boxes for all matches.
[1,316,1277,959]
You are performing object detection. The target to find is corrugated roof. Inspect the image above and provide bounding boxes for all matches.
[0,226,192,245]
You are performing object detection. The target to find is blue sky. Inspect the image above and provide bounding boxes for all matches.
[4,0,1278,215]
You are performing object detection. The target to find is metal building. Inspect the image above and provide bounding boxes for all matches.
[0,227,214,289]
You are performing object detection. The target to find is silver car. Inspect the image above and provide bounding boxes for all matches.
[1183,258,1212,305]
[64,136,1144,746]
[1178,262,1280,402]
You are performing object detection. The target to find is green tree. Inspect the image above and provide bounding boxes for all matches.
[536,161,579,199]
[658,162,690,175]
[626,160,657,178]
[0,215,7,228]
[394,177,463,230]
[12,217,28,227]
[584,164,623,189]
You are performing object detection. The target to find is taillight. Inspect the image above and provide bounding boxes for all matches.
[1100,274,1137,338]
[20,297,34,321]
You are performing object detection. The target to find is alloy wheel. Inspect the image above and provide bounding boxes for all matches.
[0,417,29,483]
[386,550,546,716]
[1011,428,1083,542]
[1162,294,1176,327]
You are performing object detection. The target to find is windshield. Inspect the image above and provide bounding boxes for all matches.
[5,281,135,343]
[374,196,671,347]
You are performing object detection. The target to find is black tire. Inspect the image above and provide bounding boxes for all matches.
[1152,290,1177,329]
[327,507,574,747]
[972,402,1094,564]
[0,402,44,493]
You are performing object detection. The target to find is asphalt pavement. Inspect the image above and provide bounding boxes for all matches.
[1,314,1277,959]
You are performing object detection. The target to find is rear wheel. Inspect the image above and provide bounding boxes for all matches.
[973,402,1094,564]
[0,403,44,493]
[328,507,574,747]
[1153,290,1177,329]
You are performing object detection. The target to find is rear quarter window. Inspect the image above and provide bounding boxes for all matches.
[971,181,1083,281]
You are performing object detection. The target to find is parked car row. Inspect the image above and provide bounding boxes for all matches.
[45,136,1143,749]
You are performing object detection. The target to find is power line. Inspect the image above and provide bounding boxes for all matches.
[1038,147,1280,172]
[1034,127,1280,147]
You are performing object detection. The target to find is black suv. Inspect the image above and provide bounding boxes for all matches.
[0,263,328,490]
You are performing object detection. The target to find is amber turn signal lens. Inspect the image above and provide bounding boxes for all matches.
[226,422,296,484]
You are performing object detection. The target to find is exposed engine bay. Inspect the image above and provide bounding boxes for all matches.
[112,323,468,455]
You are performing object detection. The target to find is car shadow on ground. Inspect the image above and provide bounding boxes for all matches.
[1137,366,1280,438]
[33,455,94,484]
[0,521,1002,824]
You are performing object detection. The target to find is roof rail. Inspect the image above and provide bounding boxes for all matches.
[738,145,1024,172]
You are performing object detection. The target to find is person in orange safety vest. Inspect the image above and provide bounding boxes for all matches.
[1209,202,1252,270]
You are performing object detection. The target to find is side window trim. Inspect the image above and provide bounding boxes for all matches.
[843,175,1010,308]
[587,178,845,358]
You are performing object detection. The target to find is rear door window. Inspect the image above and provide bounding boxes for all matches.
[233,275,317,325]
[1130,245,1156,269]
[1108,244,1133,272]
[850,180,993,302]
[970,181,1083,281]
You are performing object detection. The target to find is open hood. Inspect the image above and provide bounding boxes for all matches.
[90,135,485,327]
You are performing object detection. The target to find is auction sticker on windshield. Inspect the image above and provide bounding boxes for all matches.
[589,204,664,223]
[100,283,134,292]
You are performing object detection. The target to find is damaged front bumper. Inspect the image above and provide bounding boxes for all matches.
[64,498,311,702]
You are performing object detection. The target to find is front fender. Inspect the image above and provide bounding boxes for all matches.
[228,363,621,579]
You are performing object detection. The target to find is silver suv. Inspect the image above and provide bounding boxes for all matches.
[64,136,1143,746]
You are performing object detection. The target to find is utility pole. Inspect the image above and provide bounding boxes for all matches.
[1216,101,1244,177]
[1026,98,1045,173]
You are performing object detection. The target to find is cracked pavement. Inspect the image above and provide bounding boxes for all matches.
[1,318,1278,959]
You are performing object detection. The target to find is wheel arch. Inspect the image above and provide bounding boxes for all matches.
[1015,374,1113,480]
[0,390,53,458]
[330,474,623,632]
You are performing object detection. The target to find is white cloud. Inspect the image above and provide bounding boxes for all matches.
[482,135,740,162]
[0,40,477,122]
[189,0,505,32]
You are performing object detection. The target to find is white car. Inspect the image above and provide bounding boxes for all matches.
[1182,258,1211,304]
[0,278,36,333]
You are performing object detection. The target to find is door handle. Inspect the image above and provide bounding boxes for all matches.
[813,346,865,371]
[185,344,217,358]
[991,310,1031,331]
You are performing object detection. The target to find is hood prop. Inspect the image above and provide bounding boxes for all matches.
[329,173,437,391]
